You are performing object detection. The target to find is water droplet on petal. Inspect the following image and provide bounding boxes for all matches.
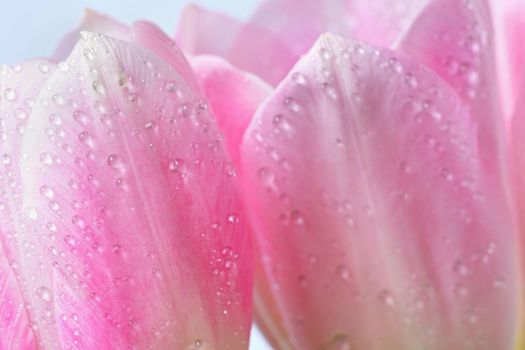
[92,80,105,94]
[39,62,50,73]
[292,72,307,85]
[52,94,65,106]
[36,286,51,302]
[3,88,17,101]
[107,154,125,171]
[39,152,54,166]
[379,289,395,306]
[14,108,27,120]
[168,158,184,172]
[39,185,55,199]
[24,207,39,220]
[283,97,301,113]
[227,213,240,224]
[290,210,305,225]
[2,154,11,165]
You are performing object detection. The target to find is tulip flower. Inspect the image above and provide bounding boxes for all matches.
[178,0,525,349]
[4,0,525,348]
[0,15,254,350]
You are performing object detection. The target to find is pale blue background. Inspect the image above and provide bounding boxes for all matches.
[0,0,271,348]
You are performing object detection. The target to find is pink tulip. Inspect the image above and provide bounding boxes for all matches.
[0,12,255,350]
[4,0,525,348]
[179,0,525,348]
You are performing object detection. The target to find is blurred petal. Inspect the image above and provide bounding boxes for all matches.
[53,9,130,61]
[242,34,519,349]
[176,0,429,85]
[492,0,525,119]
[0,60,54,349]
[190,55,272,168]
[398,0,504,166]
[176,5,243,59]
[510,75,525,350]
[17,32,251,349]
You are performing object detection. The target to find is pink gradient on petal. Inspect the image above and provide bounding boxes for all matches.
[176,0,430,85]
[398,0,505,168]
[190,55,272,168]
[0,60,55,349]
[176,5,243,60]
[16,32,251,349]
[242,34,519,349]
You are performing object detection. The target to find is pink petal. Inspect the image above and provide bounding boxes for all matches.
[176,0,430,85]
[492,0,525,119]
[17,32,251,349]
[398,0,505,166]
[0,60,55,349]
[53,9,130,61]
[241,34,519,349]
[175,5,244,59]
[510,76,525,350]
[131,21,200,92]
[0,253,35,349]
[190,55,272,168]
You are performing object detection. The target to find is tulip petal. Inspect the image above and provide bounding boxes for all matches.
[17,32,251,349]
[0,60,55,349]
[492,0,525,119]
[242,34,519,349]
[0,252,35,349]
[398,0,504,165]
[53,9,130,61]
[176,0,430,85]
[176,5,244,60]
[190,55,272,168]
[511,78,525,350]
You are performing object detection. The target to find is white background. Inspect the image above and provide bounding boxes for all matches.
[0,0,271,348]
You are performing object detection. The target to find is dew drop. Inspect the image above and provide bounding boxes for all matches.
[39,152,54,166]
[291,72,307,85]
[48,113,62,126]
[227,213,240,224]
[319,48,331,61]
[39,62,50,73]
[78,131,96,148]
[168,158,184,172]
[440,168,454,182]
[165,81,176,93]
[73,110,90,125]
[379,289,395,306]
[39,185,55,199]
[59,62,70,72]
[283,97,301,113]
[24,207,39,220]
[2,154,11,165]
[336,264,350,280]
[52,94,65,106]
[14,108,27,120]
[3,88,17,101]
[107,154,125,171]
[290,210,305,225]
[71,215,86,228]
[92,80,105,94]
[36,286,51,302]
[321,83,338,99]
